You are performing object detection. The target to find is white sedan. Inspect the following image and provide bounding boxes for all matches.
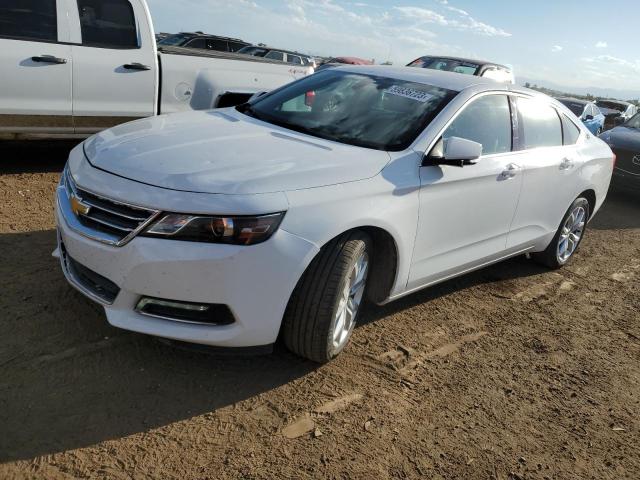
[55,66,614,362]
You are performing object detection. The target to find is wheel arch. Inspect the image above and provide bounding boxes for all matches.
[579,188,597,219]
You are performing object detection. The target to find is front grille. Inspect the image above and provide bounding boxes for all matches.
[64,170,159,245]
[61,244,120,304]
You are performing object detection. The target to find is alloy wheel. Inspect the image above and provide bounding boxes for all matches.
[330,250,369,355]
[557,205,586,263]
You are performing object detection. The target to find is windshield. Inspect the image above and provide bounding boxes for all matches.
[158,34,191,46]
[625,113,640,128]
[595,100,626,112]
[558,100,586,117]
[237,70,457,151]
[408,57,480,76]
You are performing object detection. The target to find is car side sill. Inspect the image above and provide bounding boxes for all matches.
[381,246,535,305]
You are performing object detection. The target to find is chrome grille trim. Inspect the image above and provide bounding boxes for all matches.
[59,167,161,247]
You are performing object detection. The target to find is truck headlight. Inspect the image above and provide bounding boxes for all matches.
[142,212,285,245]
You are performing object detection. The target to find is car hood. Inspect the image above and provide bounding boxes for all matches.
[84,109,391,195]
[602,125,640,150]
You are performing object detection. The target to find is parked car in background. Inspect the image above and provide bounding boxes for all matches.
[595,100,638,130]
[155,32,171,43]
[157,32,250,52]
[315,56,374,71]
[237,46,315,67]
[407,56,515,84]
[556,98,605,135]
[0,0,313,140]
[54,67,613,362]
[599,113,640,190]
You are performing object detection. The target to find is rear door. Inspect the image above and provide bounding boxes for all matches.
[506,97,582,248]
[0,0,73,135]
[69,0,157,134]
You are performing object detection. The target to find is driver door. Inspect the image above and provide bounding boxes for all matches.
[408,94,524,290]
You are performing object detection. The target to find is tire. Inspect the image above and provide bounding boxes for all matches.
[532,197,590,269]
[597,127,603,136]
[282,231,372,363]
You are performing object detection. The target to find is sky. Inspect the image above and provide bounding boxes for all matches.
[147,0,640,99]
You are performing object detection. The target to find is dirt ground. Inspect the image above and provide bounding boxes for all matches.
[1,142,639,480]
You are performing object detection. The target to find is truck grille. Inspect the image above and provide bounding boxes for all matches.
[64,169,160,246]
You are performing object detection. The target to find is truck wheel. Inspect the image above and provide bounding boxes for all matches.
[282,231,371,363]
[533,197,590,269]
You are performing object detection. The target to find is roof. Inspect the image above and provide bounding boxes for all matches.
[175,32,247,43]
[334,65,513,92]
[246,46,312,58]
[596,99,631,106]
[332,57,374,65]
[556,97,590,106]
[413,55,511,71]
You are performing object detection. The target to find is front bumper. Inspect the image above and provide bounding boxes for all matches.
[55,180,319,348]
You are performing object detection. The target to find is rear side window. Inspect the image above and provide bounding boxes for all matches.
[443,95,512,155]
[518,97,563,149]
[561,115,581,145]
[77,0,137,48]
[228,41,245,52]
[0,0,57,42]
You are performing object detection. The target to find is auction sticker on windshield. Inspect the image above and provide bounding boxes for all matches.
[384,85,434,103]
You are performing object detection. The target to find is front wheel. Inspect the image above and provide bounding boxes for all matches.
[282,231,371,363]
[533,197,590,269]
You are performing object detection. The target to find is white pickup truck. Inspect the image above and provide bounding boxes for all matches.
[0,0,313,140]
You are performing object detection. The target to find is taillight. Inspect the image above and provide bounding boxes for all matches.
[612,153,617,167]
[304,90,316,107]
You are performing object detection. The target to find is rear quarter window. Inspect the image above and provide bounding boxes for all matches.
[561,115,581,145]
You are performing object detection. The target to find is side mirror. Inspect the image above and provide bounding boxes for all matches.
[584,114,594,121]
[423,137,482,167]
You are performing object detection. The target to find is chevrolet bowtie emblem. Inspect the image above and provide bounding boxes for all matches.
[70,195,91,216]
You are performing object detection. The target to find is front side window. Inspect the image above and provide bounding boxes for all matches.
[0,0,57,42]
[561,115,581,145]
[239,70,457,151]
[77,0,137,48]
[207,38,227,51]
[186,38,206,49]
[287,54,302,65]
[443,95,512,155]
[518,97,563,149]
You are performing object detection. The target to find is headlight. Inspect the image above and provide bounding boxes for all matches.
[142,212,285,245]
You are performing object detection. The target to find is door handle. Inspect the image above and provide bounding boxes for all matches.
[559,158,574,170]
[123,62,151,71]
[500,163,520,179]
[32,55,67,64]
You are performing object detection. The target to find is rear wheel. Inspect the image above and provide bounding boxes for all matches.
[533,197,590,269]
[282,231,371,363]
